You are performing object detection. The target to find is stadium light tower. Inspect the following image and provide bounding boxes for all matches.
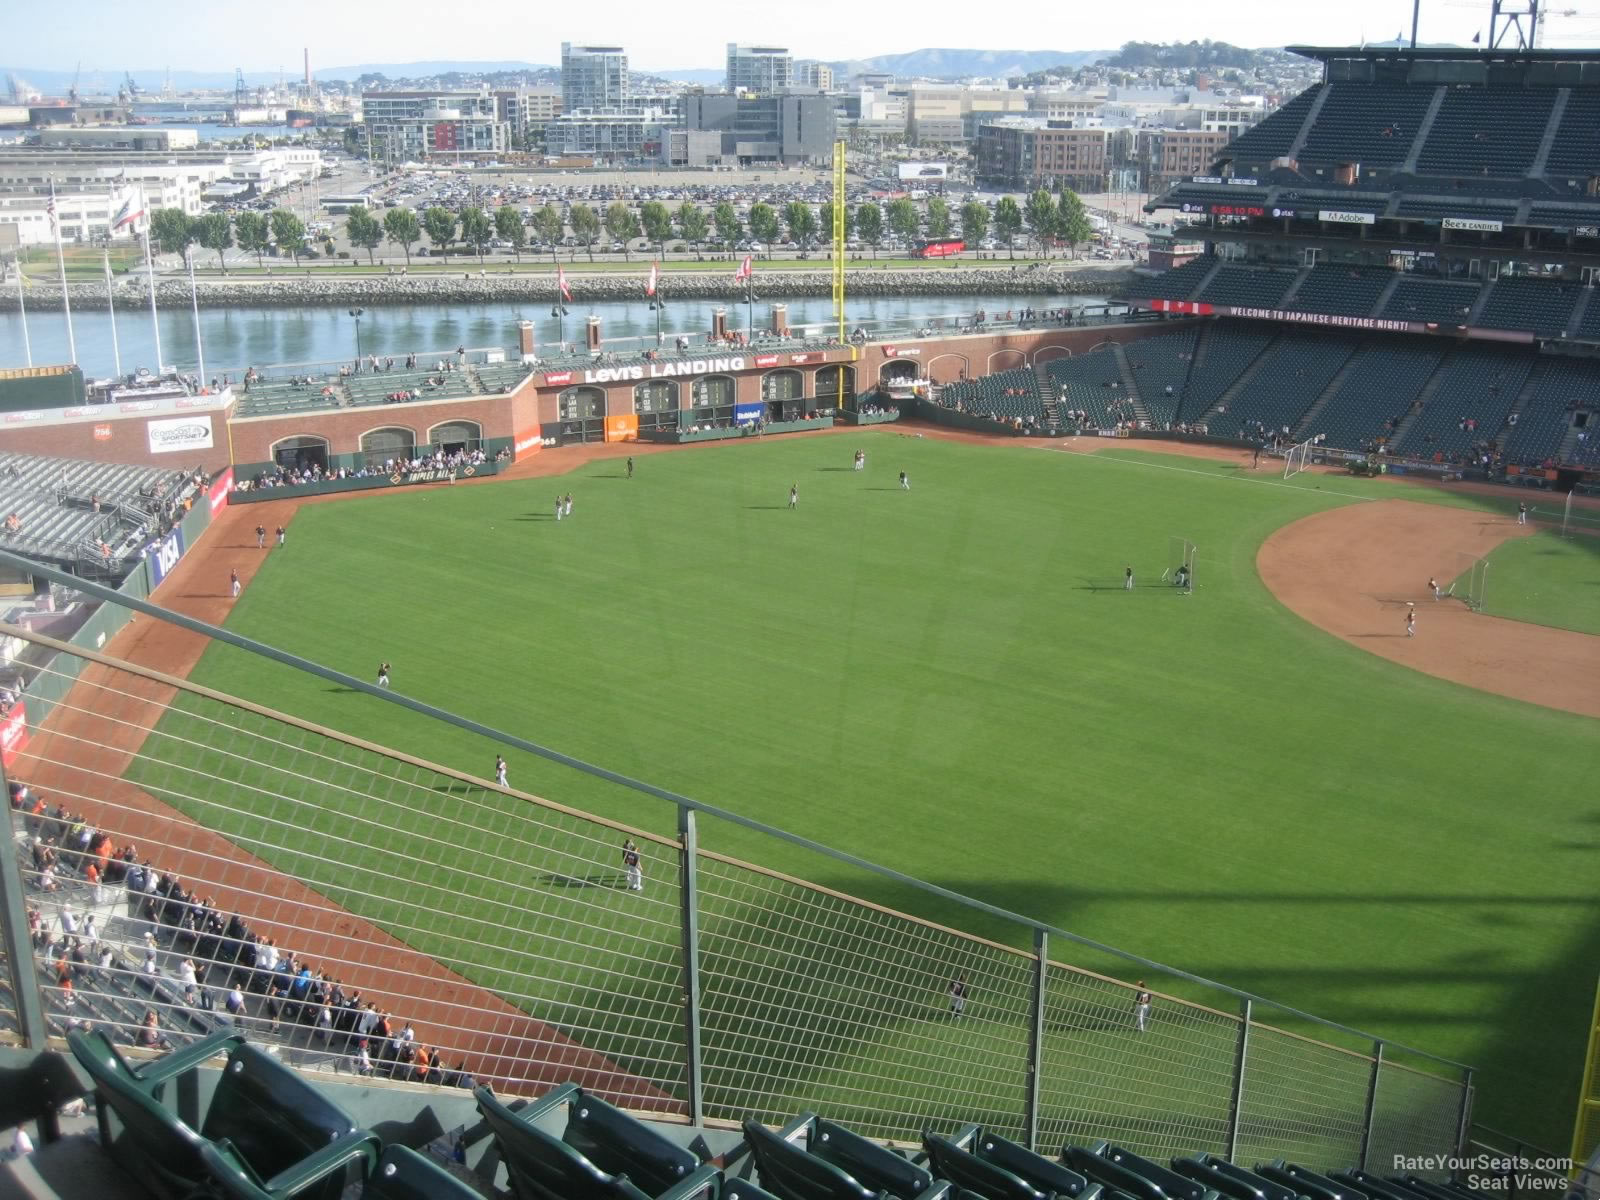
[1490,0,1542,48]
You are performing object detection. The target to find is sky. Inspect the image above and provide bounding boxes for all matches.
[10,0,1599,73]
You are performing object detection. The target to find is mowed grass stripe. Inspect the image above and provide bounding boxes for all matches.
[134,434,1599,1144]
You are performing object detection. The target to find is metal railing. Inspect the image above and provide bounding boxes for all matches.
[0,555,1471,1169]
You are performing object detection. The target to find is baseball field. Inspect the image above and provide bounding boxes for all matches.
[131,432,1599,1146]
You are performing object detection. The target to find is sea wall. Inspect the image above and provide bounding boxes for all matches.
[0,266,1139,312]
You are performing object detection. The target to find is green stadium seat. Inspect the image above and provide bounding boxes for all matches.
[1330,1170,1428,1200]
[1063,1146,1173,1200]
[966,1129,1095,1199]
[1082,1145,1211,1200]
[68,1028,378,1200]
[739,1120,885,1200]
[475,1084,718,1200]
[1255,1162,1367,1200]
[810,1118,933,1200]
[1171,1156,1295,1200]
[922,1132,1053,1200]
[194,1142,482,1200]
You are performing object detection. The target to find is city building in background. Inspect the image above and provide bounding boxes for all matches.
[726,45,794,95]
[681,93,835,166]
[492,86,563,149]
[975,118,1109,191]
[792,61,835,92]
[359,89,508,162]
[561,44,630,114]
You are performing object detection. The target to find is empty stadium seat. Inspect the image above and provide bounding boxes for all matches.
[1181,325,1276,424]
[923,1126,1098,1200]
[1288,268,1391,318]
[1196,267,1298,310]
[1171,1156,1297,1200]
[1502,360,1597,465]
[69,1028,377,1200]
[476,1084,718,1200]
[1545,91,1600,178]
[742,1118,951,1200]
[1141,258,1218,303]
[1121,328,1198,428]
[1330,1169,1428,1200]
[1223,87,1321,165]
[1392,345,1531,458]
[1475,278,1583,338]
[1064,1143,1211,1200]
[1379,279,1480,325]
[1306,339,1444,451]
[1046,353,1136,429]
[1297,83,1437,167]
[1254,1162,1366,1200]
[1204,332,1354,439]
[1415,87,1558,176]
[195,1141,481,1200]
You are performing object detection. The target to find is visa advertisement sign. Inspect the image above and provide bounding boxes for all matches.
[145,527,186,587]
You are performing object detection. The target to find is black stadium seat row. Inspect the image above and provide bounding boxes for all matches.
[67,1029,1501,1200]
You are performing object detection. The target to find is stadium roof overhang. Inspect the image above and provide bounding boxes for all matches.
[1286,44,1600,65]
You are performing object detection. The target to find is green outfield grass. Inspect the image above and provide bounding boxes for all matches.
[1465,527,1600,636]
[135,437,1598,1146]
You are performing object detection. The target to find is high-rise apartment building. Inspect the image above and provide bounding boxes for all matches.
[562,44,629,113]
[726,45,793,94]
[793,61,834,91]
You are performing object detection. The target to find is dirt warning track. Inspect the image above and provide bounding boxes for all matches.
[1257,498,1600,719]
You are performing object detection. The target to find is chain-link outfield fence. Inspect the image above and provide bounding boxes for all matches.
[0,575,1471,1168]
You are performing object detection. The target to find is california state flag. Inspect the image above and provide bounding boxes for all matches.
[557,266,572,301]
[734,255,752,282]
[646,261,658,296]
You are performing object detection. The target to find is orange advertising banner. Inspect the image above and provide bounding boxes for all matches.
[605,414,639,443]
[513,427,543,460]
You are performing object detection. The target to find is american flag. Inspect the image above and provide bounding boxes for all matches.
[734,255,752,283]
[646,262,658,297]
[557,266,572,301]
[45,184,57,231]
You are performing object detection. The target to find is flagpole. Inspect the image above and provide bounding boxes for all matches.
[103,248,122,378]
[186,246,206,387]
[141,205,164,373]
[50,181,77,364]
[11,255,31,367]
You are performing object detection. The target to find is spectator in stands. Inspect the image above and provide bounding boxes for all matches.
[226,985,246,1017]
[138,1010,172,1052]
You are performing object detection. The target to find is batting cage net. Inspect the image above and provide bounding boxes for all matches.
[0,570,1472,1161]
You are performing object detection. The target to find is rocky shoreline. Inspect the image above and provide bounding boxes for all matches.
[0,266,1139,311]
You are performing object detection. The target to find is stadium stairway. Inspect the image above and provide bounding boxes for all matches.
[1503,362,1549,435]
[1400,86,1449,173]
[1277,267,1313,308]
[1372,273,1404,317]
[1291,349,1370,440]
[1557,422,1589,463]
[1468,280,1495,325]
[1385,353,1456,447]
[1196,333,1281,427]
[1111,345,1153,426]
[1568,286,1595,335]
[1530,88,1570,174]
[1032,364,1063,431]
[1190,258,1225,302]
[1285,83,1332,159]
